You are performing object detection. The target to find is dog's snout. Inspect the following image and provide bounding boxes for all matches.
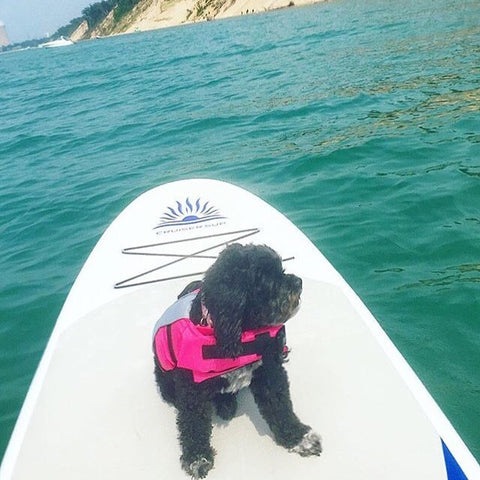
[290,275,302,290]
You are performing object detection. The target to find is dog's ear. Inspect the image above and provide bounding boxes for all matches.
[215,312,244,359]
[204,289,246,358]
[202,244,249,358]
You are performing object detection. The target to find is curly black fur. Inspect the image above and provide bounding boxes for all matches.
[154,244,321,478]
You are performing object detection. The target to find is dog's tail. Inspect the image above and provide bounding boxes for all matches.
[177,280,203,299]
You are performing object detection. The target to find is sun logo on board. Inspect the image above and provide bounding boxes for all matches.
[155,198,226,228]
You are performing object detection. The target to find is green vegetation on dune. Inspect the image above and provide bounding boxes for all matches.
[63,0,143,36]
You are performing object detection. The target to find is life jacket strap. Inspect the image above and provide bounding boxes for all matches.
[166,324,178,367]
[201,326,286,359]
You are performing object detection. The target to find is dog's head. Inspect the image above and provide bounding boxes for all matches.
[201,243,302,358]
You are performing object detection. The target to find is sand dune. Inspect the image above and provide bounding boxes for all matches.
[74,0,324,39]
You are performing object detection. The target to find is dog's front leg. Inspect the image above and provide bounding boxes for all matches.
[175,382,216,479]
[250,361,322,456]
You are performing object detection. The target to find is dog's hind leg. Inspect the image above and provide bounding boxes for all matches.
[250,362,322,456]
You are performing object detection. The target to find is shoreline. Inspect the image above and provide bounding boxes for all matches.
[73,0,326,41]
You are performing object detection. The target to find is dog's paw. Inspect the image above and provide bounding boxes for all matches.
[289,429,322,457]
[182,456,214,479]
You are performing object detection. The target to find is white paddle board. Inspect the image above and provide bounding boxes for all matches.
[1,179,478,479]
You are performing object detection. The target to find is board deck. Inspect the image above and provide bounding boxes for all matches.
[1,179,479,480]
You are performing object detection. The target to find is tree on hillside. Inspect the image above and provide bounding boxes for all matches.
[52,17,84,39]
[114,0,141,21]
[82,0,116,29]
[41,0,142,44]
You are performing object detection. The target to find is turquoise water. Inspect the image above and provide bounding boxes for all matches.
[1,0,479,464]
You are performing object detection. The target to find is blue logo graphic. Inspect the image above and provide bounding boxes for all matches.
[156,198,226,228]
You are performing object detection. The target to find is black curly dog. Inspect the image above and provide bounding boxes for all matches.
[154,243,322,478]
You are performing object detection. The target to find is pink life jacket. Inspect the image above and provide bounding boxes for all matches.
[153,291,286,383]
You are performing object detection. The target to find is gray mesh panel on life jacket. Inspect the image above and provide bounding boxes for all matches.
[152,291,196,340]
